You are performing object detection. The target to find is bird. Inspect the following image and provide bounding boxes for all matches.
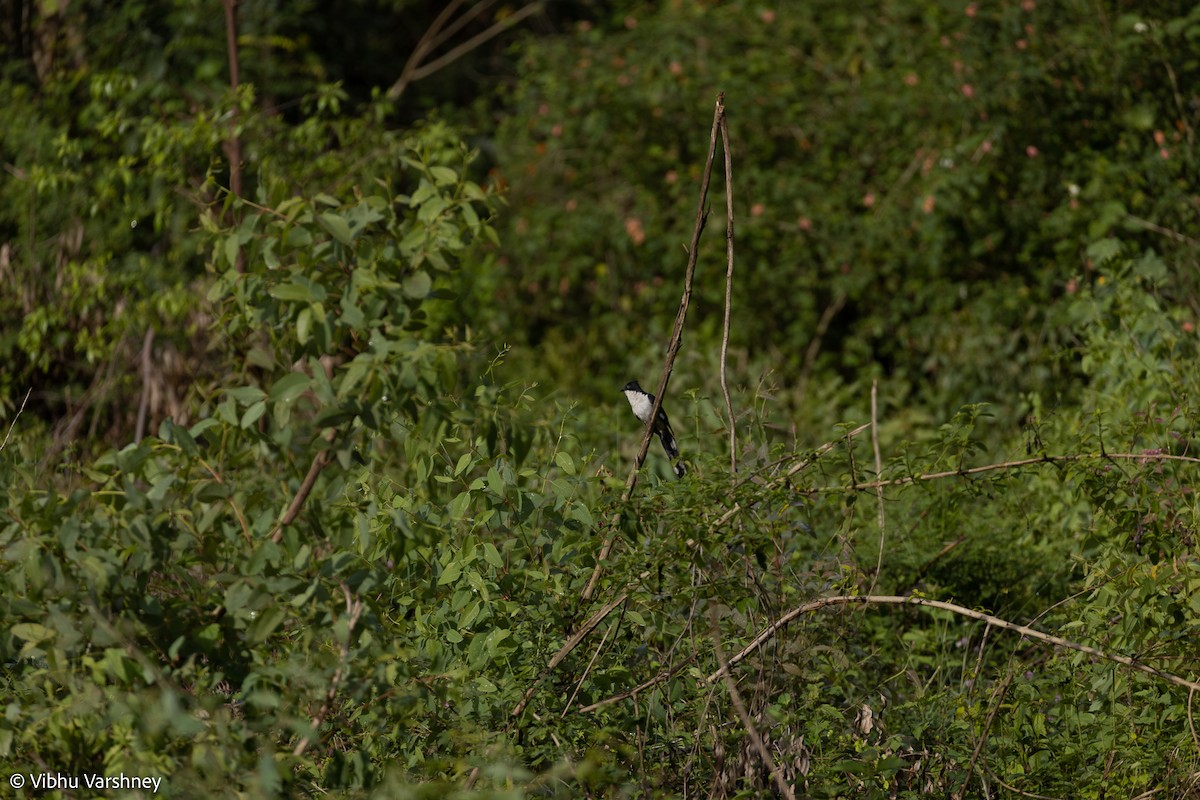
[622,380,686,478]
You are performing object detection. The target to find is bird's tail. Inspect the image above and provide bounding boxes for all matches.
[657,425,685,478]
[658,427,680,461]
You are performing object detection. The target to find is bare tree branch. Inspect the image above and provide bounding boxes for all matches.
[582,93,726,603]
[387,2,543,102]
[293,583,364,757]
[710,608,796,800]
[718,107,737,476]
[805,450,1200,495]
[0,387,32,452]
[705,594,1200,694]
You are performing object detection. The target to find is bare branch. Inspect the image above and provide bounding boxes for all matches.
[582,93,726,602]
[271,428,338,544]
[718,107,737,476]
[221,0,245,272]
[954,671,1014,800]
[709,421,872,530]
[0,387,32,453]
[294,584,364,757]
[867,379,885,595]
[805,450,1200,495]
[704,594,1200,693]
[511,591,628,718]
[387,2,543,102]
[710,608,796,800]
[134,328,155,444]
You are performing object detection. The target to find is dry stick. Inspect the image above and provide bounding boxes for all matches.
[867,379,885,596]
[982,766,1065,800]
[561,613,618,717]
[221,0,246,273]
[510,590,628,718]
[576,654,696,714]
[1190,687,1200,760]
[581,93,726,603]
[271,428,337,543]
[718,109,737,476]
[197,457,252,542]
[0,387,31,452]
[797,291,846,396]
[387,2,543,101]
[704,595,1200,693]
[294,583,364,757]
[134,328,155,444]
[710,609,797,800]
[1125,213,1200,247]
[954,670,1014,800]
[810,451,1200,494]
[387,0,467,100]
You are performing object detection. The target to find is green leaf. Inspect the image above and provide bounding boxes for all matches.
[240,400,267,429]
[224,236,242,269]
[296,307,312,345]
[429,165,459,186]
[404,270,432,299]
[454,453,472,476]
[268,372,312,405]
[555,451,576,475]
[227,386,266,404]
[318,212,354,246]
[269,281,314,302]
[438,559,463,586]
[10,623,55,644]
[247,606,287,644]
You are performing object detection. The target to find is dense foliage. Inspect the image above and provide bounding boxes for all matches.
[2,1,1199,798]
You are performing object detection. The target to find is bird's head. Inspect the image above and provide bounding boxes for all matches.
[622,380,642,393]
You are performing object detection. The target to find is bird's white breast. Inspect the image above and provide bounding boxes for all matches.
[624,390,653,423]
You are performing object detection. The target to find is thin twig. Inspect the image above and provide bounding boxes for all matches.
[710,421,872,530]
[1124,214,1200,247]
[386,2,543,101]
[135,328,155,444]
[582,93,725,602]
[221,0,245,272]
[718,107,737,476]
[576,654,697,714]
[704,594,1200,693]
[197,457,252,541]
[797,291,846,395]
[982,765,1065,800]
[294,583,364,757]
[954,670,1014,800]
[0,387,31,452]
[1190,687,1200,760]
[511,591,629,718]
[807,451,1200,494]
[710,608,796,800]
[271,428,338,543]
[561,609,619,717]
[867,379,885,596]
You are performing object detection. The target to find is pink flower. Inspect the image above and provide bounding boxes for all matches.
[961,83,975,98]
[1026,145,1039,157]
[863,192,876,208]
